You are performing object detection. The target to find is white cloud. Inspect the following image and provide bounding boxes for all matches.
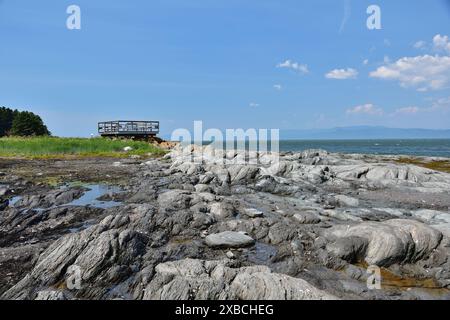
[411,35,450,52]
[273,84,282,91]
[346,104,383,116]
[363,59,369,65]
[249,102,259,108]
[433,34,450,54]
[325,68,358,80]
[369,55,450,91]
[277,60,309,74]
[413,40,427,49]
[393,106,420,115]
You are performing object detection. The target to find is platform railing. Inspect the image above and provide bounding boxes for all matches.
[98,121,159,136]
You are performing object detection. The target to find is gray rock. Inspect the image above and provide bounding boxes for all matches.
[326,219,443,266]
[293,212,321,224]
[242,208,264,218]
[326,236,369,262]
[209,202,235,220]
[0,186,10,197]
[3,145,450,301]
[320,209,363,222]
[334,195,360,207]
[157,190,191,210]
[13,187,85,209]
[226,251,235,259]
[228,165,260,184]
[35,290,66,300]
[332,163,450,191]
[2,214,144,299]
[205,231,255,248]
[0,199,8,211]
[195,184,212,193]
[143,259,336,300]
[198,173,215,185]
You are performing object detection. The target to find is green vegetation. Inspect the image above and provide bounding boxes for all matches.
[0,136,166,159]
[396,157,450,173]
[0,107,18,136]
[0,106,50,137]
[10,111,50,136]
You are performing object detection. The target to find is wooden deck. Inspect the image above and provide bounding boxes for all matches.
[98,120,159,137]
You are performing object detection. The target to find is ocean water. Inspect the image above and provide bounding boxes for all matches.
[279,139,450,158]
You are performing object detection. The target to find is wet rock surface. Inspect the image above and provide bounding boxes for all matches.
[1,147,450,300]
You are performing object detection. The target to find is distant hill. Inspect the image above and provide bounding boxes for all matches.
[280,126,450,140]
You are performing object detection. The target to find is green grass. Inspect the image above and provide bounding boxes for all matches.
[396,157,450,173]
[0,136,166,159]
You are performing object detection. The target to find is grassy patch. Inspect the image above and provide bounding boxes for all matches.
[396,158,450,173]
[0,136,166,159]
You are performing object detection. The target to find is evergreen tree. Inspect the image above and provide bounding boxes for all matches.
[0,107,18,137]
[10,111,51,136]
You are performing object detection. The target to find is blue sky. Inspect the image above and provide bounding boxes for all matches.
[1,0,450,137]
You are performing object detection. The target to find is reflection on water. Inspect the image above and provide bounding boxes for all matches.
[246,242,277,265]
[9,184,123,210]
[355,262,450,299]
[67,184,122,209]
[8,196,22,207]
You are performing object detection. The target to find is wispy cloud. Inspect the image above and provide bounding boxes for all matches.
[427,96,450,112]
[339,0,351,34]
[325,68,358,80]
[249,102,260,108]
[346,104,383,116]
[391,98,450,116]
[392,106,420,115]
[277,60,309,74]
[413,40,427,50]
[346,97,450,121]
[273,84,282,91]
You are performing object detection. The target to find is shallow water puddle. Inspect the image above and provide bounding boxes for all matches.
[355,262,450,298]
[10,184,124,211]
[67,184,122,209]
[246,242,277,265]
[8,196,23,207]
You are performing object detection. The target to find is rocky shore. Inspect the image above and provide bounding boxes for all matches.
[1,146,450,300]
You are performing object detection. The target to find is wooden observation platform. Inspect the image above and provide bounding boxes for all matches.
[98,120,160,139]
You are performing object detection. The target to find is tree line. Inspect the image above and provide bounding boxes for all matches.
[0,107,50,137]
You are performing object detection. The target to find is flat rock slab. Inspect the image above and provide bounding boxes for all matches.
[205,231,255,248]
[144,259,337,300]
[242,208,264,218]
